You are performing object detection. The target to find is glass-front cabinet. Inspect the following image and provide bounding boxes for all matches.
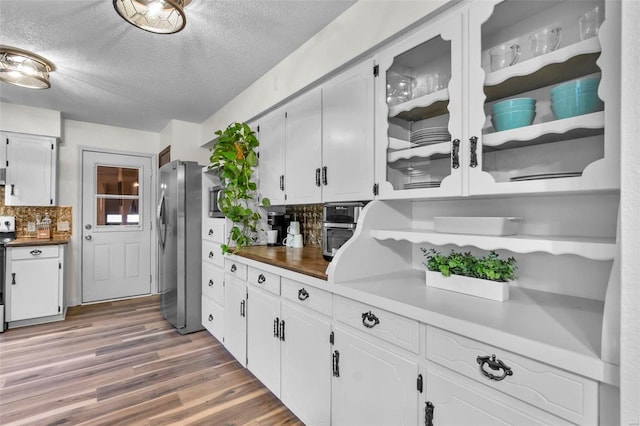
[375,0,619,199]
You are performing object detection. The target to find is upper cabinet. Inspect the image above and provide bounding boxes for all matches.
[375,0,619,199]
[257,59,375,206]
[2,131,57,206]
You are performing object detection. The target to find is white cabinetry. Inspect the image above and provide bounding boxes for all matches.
[2,131,57,206]
[247,284,281,395]
[257,106,286,206]
[223,274,247,367]
[375,0,618,198]
[331,324,420,426]
[6,245,65,327]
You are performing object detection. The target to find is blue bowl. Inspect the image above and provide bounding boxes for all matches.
[551,89,598,103]
[492,109,536,131]
[492,97,536,114]
[551,92,604,119]
[550,76,600,98]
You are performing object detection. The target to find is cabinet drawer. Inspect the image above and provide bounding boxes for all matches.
[202,241,225,268]
[247,267,280,295]
[202,218,226,243]
[225,259,247,281]
[425,326,598,425]
[333,296,419,353]
[11,245,59,260]
[202,262,224,305]
[202,296,224,342]
[281,278,332,317]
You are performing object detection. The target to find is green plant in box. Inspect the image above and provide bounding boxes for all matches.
[421,248,517,282]
[209,122,270,254]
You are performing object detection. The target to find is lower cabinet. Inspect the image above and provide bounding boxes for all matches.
[6,245,64,326]
[223,275,247,367]
[425,363,572,426]
[331,324,420,426]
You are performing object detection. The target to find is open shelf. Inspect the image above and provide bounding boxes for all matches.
[483,111,605,150]
[388,141,451,163]
[389,89,450,121]
[370,228,616,260]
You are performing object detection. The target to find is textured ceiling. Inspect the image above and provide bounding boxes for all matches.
[0,0,356,132]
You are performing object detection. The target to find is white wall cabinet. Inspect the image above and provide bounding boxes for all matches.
[256,106,286,206]
[6,245,64,327]
[2,131,57,206]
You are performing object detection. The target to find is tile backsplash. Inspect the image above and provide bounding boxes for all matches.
[286,204,323,248]
[0,186,72,238]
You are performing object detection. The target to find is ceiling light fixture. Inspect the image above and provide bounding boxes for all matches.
[113,0,192,34]
[0,46,54,89]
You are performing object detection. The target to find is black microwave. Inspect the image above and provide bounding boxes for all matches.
[208,186,225,218]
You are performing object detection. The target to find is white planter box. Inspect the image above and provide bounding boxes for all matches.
[425,270,510,302]
[433,216,523,236]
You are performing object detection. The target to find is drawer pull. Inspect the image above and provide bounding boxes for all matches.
[476,354,513,381]
[208,251,214,259]
[208,314,213,322]
[257,273,266,284]
[361,311,380,328]
[297,288,309,301]
[208,279,214,287]
[230,264,237,273]
[273,317,280,338]
[425,401,434,426]
[208,229,214,236]
[30,249,43,256]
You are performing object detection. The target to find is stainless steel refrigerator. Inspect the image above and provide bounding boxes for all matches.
[157,160,203,334]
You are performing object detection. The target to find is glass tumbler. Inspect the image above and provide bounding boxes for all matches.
[579,6,602,40]
[530,27,562,57]
[489,43,521,71]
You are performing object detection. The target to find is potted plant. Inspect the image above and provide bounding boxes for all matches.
[421,248,517,301]
[209,122,270,254]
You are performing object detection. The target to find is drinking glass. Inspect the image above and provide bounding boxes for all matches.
[579,6,602,40]
[489,43,521,71]
[530,27,562,57]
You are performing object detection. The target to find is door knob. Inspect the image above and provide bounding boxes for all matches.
[85,235,92,241]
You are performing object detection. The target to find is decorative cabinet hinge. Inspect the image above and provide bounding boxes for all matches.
[373,64,379,77]
[58,306,61,313]
[417,374,423,393]
[329,331,334,345]
[425,402,434,426]
[59,262,62,269]
[373,183,379,196]
[256,125,260,133]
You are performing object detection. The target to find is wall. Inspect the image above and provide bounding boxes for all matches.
[58,120,160,307]
[620,1,640,423]
[200,0,452,144]
[160,119,210,166]
[0,103,61,138]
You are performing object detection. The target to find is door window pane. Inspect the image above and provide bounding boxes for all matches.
[96,198,140,226]
[96,166,139,195]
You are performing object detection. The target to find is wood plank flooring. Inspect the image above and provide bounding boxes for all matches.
[0,296,304,426]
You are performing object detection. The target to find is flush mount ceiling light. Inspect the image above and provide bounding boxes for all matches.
[0,46,54,89]
[113,0,192,34]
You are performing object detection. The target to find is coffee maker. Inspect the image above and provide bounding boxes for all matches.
[267,212,291,246]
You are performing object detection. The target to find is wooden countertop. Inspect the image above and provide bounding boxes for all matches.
[233,245,330,280]
[6,236,71,247]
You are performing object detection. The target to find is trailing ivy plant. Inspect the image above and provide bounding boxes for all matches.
[421,248,517,282]
[209,122,270,254]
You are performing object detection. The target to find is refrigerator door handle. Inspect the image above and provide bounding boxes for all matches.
[157,190,167,251]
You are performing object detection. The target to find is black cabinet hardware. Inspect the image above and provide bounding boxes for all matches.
[10,184,15,196]
[297,288,309,301]
[477,354,513,381]
[208,314,213,322]
[330,331,334,345]
[11,272,16,285]
[30,249,42,256]
[279,320,285,341]
[315,168,321,187]
[470,136,478,168]
[425,402,434,426]
[208,251,214,259]
[332,350,340,377]
[257,273,266,284]
[417,374,423,393]
[208,229,214,236]
[361,310,380,328]
[208,279,214,287]
[274,317,280,338]
[279,174,285,191]
[451,139,460,169]
[240,300,246,317]
[322,166,328,186]
[230,264,237,273]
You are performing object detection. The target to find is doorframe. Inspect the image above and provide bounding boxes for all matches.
[79,147,158,302]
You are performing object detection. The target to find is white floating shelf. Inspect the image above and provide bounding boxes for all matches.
[485,37,601,87]
[483,111,605,149]
[388,141,451,163]
[389,89,450,119]
[371,229,616,260]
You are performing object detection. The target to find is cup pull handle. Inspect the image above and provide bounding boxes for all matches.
[257,273,266,284]
[361,311,380,328]
[477,354,513,381]
[298,288,309,301]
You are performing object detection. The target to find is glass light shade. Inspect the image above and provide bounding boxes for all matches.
[113,0,189,34]
[0,46,53,89]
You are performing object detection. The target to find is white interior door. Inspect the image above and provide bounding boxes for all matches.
[82,150,152,302]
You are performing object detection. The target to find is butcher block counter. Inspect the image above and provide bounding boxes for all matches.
[232,245,329,280]
[6,236,71,247]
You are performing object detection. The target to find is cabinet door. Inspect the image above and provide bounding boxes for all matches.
[7,257,60,321]
[425,364,572,426]
[322,59,375,202]
[5,133,56,206]
[281,301,332,426]
[285,86,322,204]
[257,107,286,206]
[223,276,247,367]
[374,12,464,199]
[202,296,224,342]
[331,325,419,426]
[466,0,618,195]
[246,285,281,397]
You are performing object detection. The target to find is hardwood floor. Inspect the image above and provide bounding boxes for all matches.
[0,296,304,426]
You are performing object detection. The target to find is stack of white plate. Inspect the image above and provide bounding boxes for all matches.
[403,180,442,189]
[410,127,450,147]
[510,171,581,182]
